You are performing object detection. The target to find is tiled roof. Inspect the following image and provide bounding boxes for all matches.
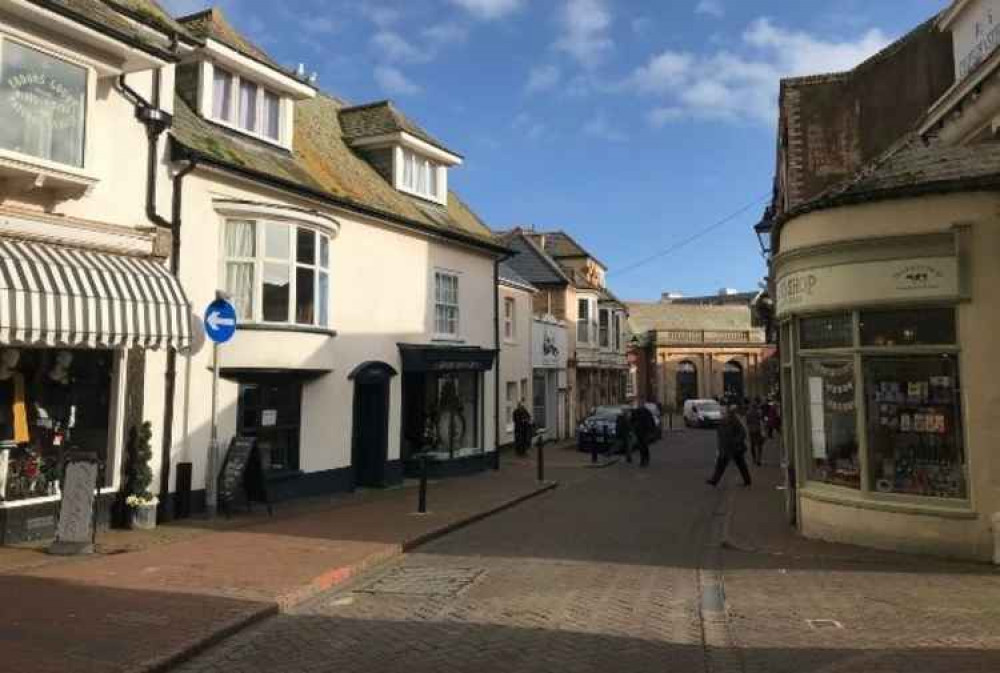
[499,233,571,286]
[170,94,502,251]
[178,7,284,72]
[339,101,459,158]
[499,262,536,291]
[626,302,753,334]
[30,0,181,57]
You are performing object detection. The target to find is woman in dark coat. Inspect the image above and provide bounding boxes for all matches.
[706,405,752,487]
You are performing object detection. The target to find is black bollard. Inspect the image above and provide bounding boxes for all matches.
[537,434,545,482]
[418,453,428,514]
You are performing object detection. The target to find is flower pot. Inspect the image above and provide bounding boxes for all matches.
[130,504,157,530]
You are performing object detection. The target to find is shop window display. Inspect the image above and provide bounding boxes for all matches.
[860,308,956,347]
[804,359,860,488]
[864,356,966,499]
[422,371,479,459]
[800,313,852,350]
[0,348,113,503]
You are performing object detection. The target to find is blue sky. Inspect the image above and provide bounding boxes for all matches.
[162,0,947,301]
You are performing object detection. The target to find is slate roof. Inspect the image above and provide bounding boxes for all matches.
[530,231,607,269]
[499,233,571,286]
[178,7,285,72]
[339,101,459,158]
[499,262,536,292]
[171,94,503,251]
[29,0,182,58]
[626,302,753,334]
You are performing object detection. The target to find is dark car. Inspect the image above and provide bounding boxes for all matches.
[576,405,628,452]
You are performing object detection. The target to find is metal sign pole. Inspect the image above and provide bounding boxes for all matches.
[206,340,220,518]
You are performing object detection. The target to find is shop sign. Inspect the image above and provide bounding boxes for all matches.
[776,256,959,317]
[950,0,1000,80]
[532,319,567,369]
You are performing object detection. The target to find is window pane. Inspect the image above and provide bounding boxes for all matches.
[403,150,414,189]
[804,359,859,489]
[225,219,255,257]
[262,262,290,322]
[212,67,233,121]
[599,309,609,347]
[264,221,289,259]
[319,235,329,268]
[318,271,329,327]
[226,261,254,320]
[428,162,438,197]
[239,79,258,131]
[296,267,315,325]
[263,90,280,140]
[296,228,315,265]
[860,308,956,347]
[0,40,87,167]
[800,313,852,349]
[864,355,966,499]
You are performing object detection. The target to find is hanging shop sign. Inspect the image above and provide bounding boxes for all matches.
[532,319,567,370]
[776,256,959,317]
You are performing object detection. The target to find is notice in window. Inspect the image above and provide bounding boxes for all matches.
[808,376,826,458]
[261,409,277,427]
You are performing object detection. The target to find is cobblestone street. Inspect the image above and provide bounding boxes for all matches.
[175,430,1000,673]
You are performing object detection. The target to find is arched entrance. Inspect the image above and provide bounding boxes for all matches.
[349,361,397,488]
[676,361,698,405]
[724,360,744,403]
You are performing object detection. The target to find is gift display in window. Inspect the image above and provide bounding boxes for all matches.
[805,359,860,489]
[865,356,966,499]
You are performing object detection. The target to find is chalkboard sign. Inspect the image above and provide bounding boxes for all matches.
[217,437,272,516]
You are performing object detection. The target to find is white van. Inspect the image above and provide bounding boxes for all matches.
[683,399,724,428]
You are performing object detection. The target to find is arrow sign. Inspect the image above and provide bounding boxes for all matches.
[204,297,237,344]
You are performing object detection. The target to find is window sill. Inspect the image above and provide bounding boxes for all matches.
[207,115,289,151]
[0,151,98,200]
[237,324,337,337]
[432,336,465,344]
[800,482,976,519]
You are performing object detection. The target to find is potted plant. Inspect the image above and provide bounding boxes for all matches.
[126,421,158,530]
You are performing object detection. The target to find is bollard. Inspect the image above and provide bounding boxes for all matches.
[537,434,545,482]
[418,453,428,514]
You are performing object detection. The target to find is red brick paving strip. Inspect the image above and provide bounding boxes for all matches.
[0,458,558,673]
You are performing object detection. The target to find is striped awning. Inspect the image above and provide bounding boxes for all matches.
[0,238,192,350]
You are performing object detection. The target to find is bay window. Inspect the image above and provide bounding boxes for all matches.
[0,38,87,168]
[599,309,610,348]
[210,65,282,143]
[224,219,331,328]
[434,271,459,337]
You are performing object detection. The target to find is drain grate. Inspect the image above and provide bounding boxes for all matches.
[358,566,486,597]
[806,618,845,631]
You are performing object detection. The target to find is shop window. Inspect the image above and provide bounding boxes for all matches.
[0,348,114,503]
[237,379,302,472]
[800,313,852,350]
[424,372,479,456]
[223,219,331,328]
[864,356,966,499]
[434,271,459,337]
[0,39,88,168]
[804,359,859,489]
[859,308,956,347]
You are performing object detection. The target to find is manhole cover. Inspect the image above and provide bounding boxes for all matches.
[359,566,485,597]
[806,619,844,630]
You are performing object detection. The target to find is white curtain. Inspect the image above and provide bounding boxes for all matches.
[225,220,256,320]
[213,68,232,121]
[262,91,280,140]
[239,80,258,131]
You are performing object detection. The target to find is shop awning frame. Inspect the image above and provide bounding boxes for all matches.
[0,238,192,351]
[398,343,496,373]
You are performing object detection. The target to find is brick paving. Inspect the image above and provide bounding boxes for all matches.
[0,454,557,673]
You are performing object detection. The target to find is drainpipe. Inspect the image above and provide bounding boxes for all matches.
[119,70,196,520]
[493,258,501,470]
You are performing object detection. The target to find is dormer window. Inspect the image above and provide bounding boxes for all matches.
[209,64,282,143]
[400,148,441,201]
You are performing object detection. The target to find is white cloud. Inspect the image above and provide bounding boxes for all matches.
[583,112,626,142]
[630,18,891,126]
[513,112,547,140]
[371,31,431,64]
[448,0,524,20]
[695,0,725,19]
[423,22,469,47]
[555,0,613,68]
[374,65,421,95]
[525,64,562,93]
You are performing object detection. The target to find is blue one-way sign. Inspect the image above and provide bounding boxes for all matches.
[204,298,237,344]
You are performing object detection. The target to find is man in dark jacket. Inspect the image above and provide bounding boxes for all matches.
[707,405,751,487]
[513,400,532,456]
[746,398,764,466]
[616,408,633,463]
[632,402,656,468]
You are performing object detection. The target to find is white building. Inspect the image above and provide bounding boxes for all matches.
[531,314,568,441]
[498,262,535,447]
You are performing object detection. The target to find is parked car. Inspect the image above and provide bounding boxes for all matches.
[683,399,723,428]
[577,405,628,451]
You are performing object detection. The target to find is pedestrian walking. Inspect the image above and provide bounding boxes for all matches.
[617,408,633,463]
[706,405,752,487]
[765,399,781,439]
[632,401,656,468]
[746,398,764,466]
[513,400,532,457]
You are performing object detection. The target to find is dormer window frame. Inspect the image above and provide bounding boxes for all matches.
[347,130,461,207]
[201,60,290,149]
[395,146,447,204]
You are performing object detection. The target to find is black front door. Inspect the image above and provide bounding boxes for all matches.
[353,381,389,488]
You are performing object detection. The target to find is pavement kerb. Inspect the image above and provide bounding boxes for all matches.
[134,478,559,673]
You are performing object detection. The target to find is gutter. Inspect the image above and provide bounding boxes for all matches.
[170,142,512,257]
